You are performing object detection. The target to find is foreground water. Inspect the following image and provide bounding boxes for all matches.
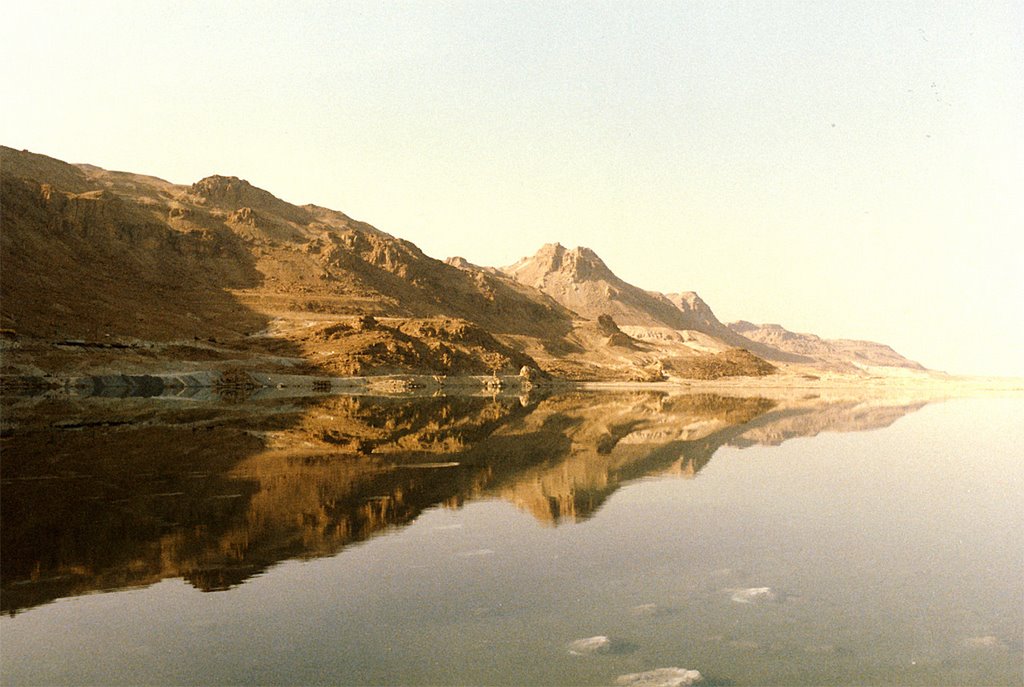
[1,390,1021,685]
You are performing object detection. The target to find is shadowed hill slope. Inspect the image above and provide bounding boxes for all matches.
[0,147,575,377]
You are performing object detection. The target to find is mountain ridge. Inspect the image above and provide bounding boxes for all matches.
[0,146,926,382]
[729,320,926,372]
[501,243,813,364]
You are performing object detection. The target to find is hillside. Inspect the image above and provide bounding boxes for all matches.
[1,146,928,382]
[500,244,803,364]
[0,147,576,378]
[502,243,692,330]
[729,321,925,373]
[501,243,927,375]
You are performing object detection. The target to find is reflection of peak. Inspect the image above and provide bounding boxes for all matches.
[486,393,778,524]
[730,398,929,447]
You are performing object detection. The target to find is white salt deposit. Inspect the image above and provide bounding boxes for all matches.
[729,587,777,604]
[615,667,703,686]
[567,635,612,655]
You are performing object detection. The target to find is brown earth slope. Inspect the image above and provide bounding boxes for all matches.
[0,147,574,377]
[1,146,927,380]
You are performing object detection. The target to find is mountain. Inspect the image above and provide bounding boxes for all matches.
[503,243,703,330]
[0,146,575,378]
[500,243,930,374]
[728,321,925,372]
[0,146,928,382]
[501,244,807,363]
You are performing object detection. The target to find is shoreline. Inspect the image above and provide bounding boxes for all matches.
[3,369,1022,402]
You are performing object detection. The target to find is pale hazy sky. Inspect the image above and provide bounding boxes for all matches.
[4,1,1022,376]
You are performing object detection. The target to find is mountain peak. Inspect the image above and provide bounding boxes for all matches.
[664,291,724,327]
[189,175,310,224]
[507,243,614,284]
[191,175,271,206]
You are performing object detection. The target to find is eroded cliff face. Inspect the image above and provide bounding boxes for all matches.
[0,389,927,614]
[0,147,573,379]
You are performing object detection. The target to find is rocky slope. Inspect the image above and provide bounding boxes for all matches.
[502,243,690,330]
[501,244,807,364]
[0,147,573,378]
[502,243,924,374]
[1,146,925,381]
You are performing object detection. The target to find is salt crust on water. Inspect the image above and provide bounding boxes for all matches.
[729,586,776,603]
[615,667,703,686]
[567,635,612,655]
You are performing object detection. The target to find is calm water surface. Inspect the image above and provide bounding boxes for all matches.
[1,392,1021,685]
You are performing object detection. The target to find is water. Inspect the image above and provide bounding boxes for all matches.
[1,391,1021,685]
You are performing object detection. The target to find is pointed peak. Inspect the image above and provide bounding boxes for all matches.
[667,291,705,306]
[516,243,613,282]
[666,291,715,316]
[728,320,758,333]
[531,242,567,259]
[445,256,476,270]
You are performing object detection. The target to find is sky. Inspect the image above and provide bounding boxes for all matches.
[3,1,1022,376]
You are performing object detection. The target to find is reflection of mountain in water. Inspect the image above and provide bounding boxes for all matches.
[728,397,928,447]
[1,391,925,614]
[482,393,776,524]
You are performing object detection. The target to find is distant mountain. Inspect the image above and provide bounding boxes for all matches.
[501,243,806,363]
[728,321,925,372]
[502,243,689,328]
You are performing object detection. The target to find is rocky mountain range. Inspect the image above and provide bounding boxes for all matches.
[0,146,926,382]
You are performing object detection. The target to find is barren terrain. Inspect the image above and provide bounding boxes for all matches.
[2,146,1012,392]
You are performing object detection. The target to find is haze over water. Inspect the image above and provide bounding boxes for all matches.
[1,391,1021,685]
